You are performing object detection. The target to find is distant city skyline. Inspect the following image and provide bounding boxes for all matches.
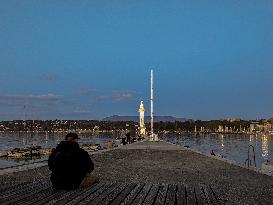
[0,0,273,120]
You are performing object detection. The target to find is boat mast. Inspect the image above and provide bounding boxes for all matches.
[151,69,154,140]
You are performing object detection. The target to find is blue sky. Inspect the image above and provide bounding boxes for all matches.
[0,0,272,120]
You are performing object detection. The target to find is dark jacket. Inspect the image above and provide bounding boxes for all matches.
[48,141,94,190]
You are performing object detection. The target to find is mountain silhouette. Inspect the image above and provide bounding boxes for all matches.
[102,115,190,122]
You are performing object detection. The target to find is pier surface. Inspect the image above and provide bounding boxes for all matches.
[1,141,273,205]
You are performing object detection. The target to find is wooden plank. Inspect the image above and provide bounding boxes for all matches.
[201,185,217,205]
[58,183,104,205]
[11,187,53,205]
[0,181,228,205]
[131,184,152,205]
[110,184,136,205]
[194,186,206,205]
[1,185,52,205]
[97,183,128,205]
[18,188,65,205]
[142,184,160,205]
[0,181,42,194]
[86,183,121,205]
[185,185,197,205]
[0,181,31,194]
[43,188,87,205]
[27,190,67,205]
[67,183,112,205]
[208,185,222,205]
[1,182,49,200]
[199,184,225,205]
[120,184,145,205]
[165,184,176,205]
[153,184,168,205]
[176,184,186,205]
[54,183,104,205]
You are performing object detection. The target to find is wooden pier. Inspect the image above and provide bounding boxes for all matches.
[1,181,223,205]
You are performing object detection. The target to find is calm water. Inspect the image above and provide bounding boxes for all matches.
[0,132,113,168]
[0,132,272,169]
[160,133,273,168]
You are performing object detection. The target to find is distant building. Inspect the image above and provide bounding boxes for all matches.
[250,122,260,133]
[250,124,255,133]
[138,101,146,136]
[93,125,100,132]
[263,122,272,132]
[218,125,224,132]
[254,122,272,133]
[226,118,241,122]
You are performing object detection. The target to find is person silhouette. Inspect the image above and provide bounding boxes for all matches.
[48,133,97,190]
[210,150,216,156]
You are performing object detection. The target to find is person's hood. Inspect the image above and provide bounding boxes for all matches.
[55,141,80,152]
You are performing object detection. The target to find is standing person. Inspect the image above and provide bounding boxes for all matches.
[121,136,126,145]
[48,133,97,190]
[126,132,131,144]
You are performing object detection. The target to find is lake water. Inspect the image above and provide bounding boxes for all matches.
[0,131,113,168]
[160,133,273,168]
[0,132,272,169]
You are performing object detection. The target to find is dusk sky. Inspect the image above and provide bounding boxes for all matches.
[0,0,272,120]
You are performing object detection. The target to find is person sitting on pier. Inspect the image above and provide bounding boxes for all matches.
[48,133,97,190]
[210,150,216,156]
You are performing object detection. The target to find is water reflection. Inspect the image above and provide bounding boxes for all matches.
[0,131,118,168]
[32,133,38,146]
[22,135,27,146]
[0,131,113,153]
[160,133,273,168]
[45,132,48,146]
[262,135,269,160]
[249,134,254,143]
[220,134,224,150]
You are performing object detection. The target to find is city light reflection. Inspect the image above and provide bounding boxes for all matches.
[220,134,224,148]
[249,134,254,143]
[262,135,269,160]
[45,132,48,145]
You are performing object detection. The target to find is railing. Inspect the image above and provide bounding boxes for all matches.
[245,145,256,168]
